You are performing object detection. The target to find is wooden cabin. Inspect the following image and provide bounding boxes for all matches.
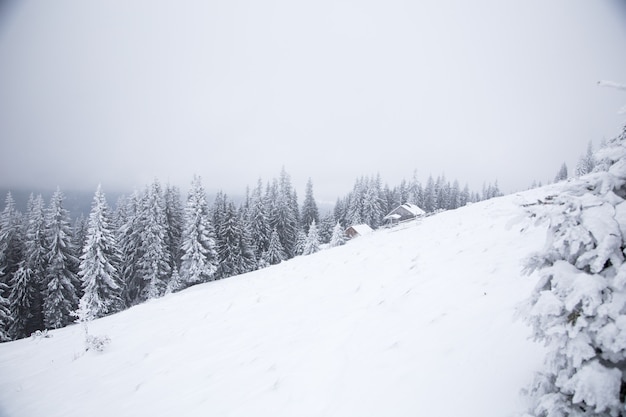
[383,203,425,225]
[345,224,374,239]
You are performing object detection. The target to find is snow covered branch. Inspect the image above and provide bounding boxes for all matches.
[597,80,626,91]
[521,123,626,417]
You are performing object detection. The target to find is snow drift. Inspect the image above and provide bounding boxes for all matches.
[0,187,554,417]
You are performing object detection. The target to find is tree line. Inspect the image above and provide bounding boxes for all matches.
[553,140,599,184]
[0,168,499,341]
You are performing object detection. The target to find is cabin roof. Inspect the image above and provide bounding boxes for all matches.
[383,203,425,220]
[346,224,374,236]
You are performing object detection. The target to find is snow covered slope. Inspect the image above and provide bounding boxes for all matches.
[0,187,555,417]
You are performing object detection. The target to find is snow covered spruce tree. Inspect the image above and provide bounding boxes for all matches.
[236,206,257,273]
[522,123,626,417]
[216,201,256,279]
[248,179,271,260]
[0,237,12,343]
[117,191,143,305]
[302,220,321,255]
[329,222,346,248]
[316,212,334,245]
[577,141,597,177]
[8,265,37,339]
[24,194,48,330]
[265,228,285,265]
[345,178,364,226]
[164,184,184,272]
[72,214,88,261]
[10,194,46,338]
[268,168,299,259]
[0,283,10,342]
[554,162,569,183]
[78,185,124,319]
[179,176,218,288]
[301,178,319,233]
[362,178,385,229]
[43,188,80,329]
[342,175,387,228]
[422,175,436,213]
[135,180,171,300]
[0,193,23,285]
[0,192,23,340]
[294,229,306,257]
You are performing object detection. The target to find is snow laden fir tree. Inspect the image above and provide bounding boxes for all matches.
[135,180,171,300]
[0,193,22,341]
[302,220,321,256]
[78,185,123,320]
[329,222,346,248]
[43,188,79,330]
[9,194,46,339]
[179,176,218,288]
[522,123,626,417]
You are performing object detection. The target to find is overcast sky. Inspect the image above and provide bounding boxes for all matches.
[1,0,625,202]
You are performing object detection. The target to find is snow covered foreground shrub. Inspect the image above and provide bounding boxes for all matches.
[72,299,111,354]
[84,332,111,352]
[30,329,52,340]
[521,125,626,417]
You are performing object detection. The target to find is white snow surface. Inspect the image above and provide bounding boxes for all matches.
[0,189,553,417]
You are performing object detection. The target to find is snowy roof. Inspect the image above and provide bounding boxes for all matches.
[400,203,425,216]
[383,203,425,220]
[346,224,374,236]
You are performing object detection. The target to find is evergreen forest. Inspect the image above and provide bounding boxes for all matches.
[0,166,539,342]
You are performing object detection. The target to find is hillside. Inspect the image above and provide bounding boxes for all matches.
[0,186,555,417]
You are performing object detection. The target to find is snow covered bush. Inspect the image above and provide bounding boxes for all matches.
[521,124,626,417]
[84,333,111,352]
[73,299,111,353]
[30,329,52,339]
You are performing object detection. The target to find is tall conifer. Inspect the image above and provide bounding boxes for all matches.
[43,188,79,329]
[136,180,171,300]
[0,193,23,285]
[16,194,46,334]
[179,176,218,287]
[302,220,321,255]
[8,264,36,338]
[265,228,285,265]
[301,178,319,233]
[78,185,123,319]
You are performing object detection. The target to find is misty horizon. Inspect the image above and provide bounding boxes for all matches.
[1,0,625,203]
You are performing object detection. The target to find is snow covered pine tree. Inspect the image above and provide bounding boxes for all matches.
[329,222,346,248]
[78,185,124,319]
[302,220,321,255]
[43,188,79,329]
[179,176,218,287]
[522,123,626,417]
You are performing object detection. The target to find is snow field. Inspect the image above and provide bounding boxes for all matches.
[0,189,551,417]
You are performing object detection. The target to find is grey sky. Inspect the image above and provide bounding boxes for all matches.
[1,0,625,202]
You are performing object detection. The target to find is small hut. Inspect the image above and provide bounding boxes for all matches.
[383,203,425,225]
[345,224,374,239]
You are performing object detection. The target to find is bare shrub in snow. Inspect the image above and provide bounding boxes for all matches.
[521,124,626,417]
